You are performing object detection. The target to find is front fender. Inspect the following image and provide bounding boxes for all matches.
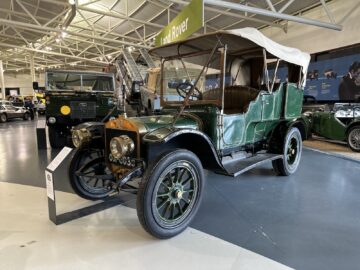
[143,127,223,171]
[345,120,360,135]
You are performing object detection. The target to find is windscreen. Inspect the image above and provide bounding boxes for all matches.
[47,72,114,92]
[47,73,81,91]
[162,51,227,105]
[82,74,114,92]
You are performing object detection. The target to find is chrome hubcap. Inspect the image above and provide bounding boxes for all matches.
[287,137,299,165]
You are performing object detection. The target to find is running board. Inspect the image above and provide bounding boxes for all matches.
[221,153,283,177]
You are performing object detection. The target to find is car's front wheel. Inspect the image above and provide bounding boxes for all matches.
[137,149,204,239]
[0,113,7,123]
[272,127,302,176]
[347,125,360,152]
[23,112,30,120]
[69,147,115,200]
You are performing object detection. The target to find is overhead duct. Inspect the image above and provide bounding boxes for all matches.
[61,3,76,30]
[203,0,342,31]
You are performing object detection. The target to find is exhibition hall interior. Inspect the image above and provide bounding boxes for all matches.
[1,0,360,269]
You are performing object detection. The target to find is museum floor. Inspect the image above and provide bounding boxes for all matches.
[1,118,360,270]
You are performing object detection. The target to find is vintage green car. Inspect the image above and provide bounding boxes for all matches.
[303,103,360,152]
[68,28,310,239]
[45,70,119,148]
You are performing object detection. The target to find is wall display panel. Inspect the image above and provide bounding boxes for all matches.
[270,48,360,102]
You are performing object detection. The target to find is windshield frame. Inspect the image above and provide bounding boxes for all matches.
[45,71,115,93]
[159,45,224,109]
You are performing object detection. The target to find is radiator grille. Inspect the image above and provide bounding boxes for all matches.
[70,101,96,119]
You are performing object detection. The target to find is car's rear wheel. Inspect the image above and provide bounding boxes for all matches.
[137,149,204,239]
[347,126,360,152]
[69,147,115,200]
[0,113,7,123]
[23,112,30,120]
[272,127,302,176]
[48,126,67,148]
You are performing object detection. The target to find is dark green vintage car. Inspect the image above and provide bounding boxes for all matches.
[45,70,119,148]
[68,28,310,238]
[303,103,360,152]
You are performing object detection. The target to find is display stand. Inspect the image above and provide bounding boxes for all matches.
[36,119,47,149]
[45,147,124,225]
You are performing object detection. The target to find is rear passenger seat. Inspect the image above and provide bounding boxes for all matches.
[202,85,261,114]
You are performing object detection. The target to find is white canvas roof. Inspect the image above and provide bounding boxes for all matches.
[227,28,310,75]
[150,27,310,79]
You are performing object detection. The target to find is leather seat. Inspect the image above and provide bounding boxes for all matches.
[202,85,261,114]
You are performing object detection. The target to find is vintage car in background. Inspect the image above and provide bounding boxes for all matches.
[303,103,360,152]
[302,95,331,113]
[45,70,119,148]
[139,67,201,114]
[0,100,30,123]
[68,28,310,239]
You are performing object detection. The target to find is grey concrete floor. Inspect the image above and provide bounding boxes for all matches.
[1,118,360,270]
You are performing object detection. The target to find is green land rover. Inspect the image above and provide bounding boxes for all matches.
[68,28,310,238]
[45,70,119,148]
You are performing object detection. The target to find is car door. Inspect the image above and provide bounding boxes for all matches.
[312,112,346,141]
[5,105,17,119]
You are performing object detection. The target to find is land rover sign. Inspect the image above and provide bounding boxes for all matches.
[155,0,204,46]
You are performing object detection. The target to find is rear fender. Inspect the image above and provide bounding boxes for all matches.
[268,118,308,154]
[287,118,309,141]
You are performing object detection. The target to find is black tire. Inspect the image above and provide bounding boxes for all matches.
[137,149,204,239]
[48,126,67,148]
[0,113,7,123]
[347,125,360,152]
[23,112,30,120]
[272,127,302,176]
[69,147,115,200]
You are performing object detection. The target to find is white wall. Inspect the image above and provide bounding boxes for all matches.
[262,0,360,54]
[2,72,45,97]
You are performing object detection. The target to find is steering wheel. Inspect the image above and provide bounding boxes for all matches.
[176,82,202,100]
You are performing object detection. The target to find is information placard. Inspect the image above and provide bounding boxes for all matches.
[36,119,46,129]
[46,147,72,172]
[45,170,54,201]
